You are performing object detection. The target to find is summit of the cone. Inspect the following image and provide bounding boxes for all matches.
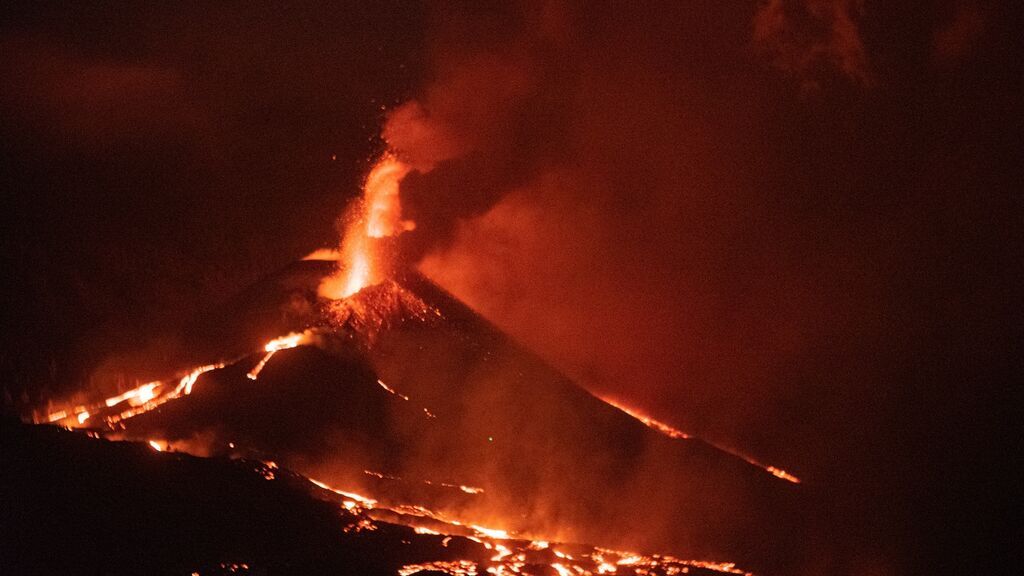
[323,278,443,343]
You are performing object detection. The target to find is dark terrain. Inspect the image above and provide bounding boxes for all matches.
[1,418,759,576]
[5,261,807,575]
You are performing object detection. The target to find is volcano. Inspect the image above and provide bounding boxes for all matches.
[26,255,807,575]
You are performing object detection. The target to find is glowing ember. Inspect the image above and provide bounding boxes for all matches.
[320,154,414,299]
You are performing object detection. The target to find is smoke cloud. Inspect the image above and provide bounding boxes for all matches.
[385,0,857,466]
[379,1,1020,573]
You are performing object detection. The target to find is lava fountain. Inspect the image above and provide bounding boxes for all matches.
[319,154,414,299]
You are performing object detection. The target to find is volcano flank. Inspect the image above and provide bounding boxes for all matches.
[23,257,808,574]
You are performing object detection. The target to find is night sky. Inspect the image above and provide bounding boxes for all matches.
[1,2,1020,574]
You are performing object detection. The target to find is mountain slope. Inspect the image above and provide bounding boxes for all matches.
[39,260,807,572]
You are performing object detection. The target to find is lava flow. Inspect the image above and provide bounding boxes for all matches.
[28,263,804,574]
[302,473,755,576]
[599,396,801,484]
[41,362,224,428]
[247,332,311,380]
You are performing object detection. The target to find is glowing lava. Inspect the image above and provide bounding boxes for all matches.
[599,396,801,484]
[105,382,159,409]
[300,468,752,576]
[42,363,223,429]
[247,332,311,380]
[599,397,691,439]
[320,154,413,299]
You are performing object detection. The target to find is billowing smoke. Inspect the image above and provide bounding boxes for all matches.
[373,2,1019,574]
[382,0,851,472]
